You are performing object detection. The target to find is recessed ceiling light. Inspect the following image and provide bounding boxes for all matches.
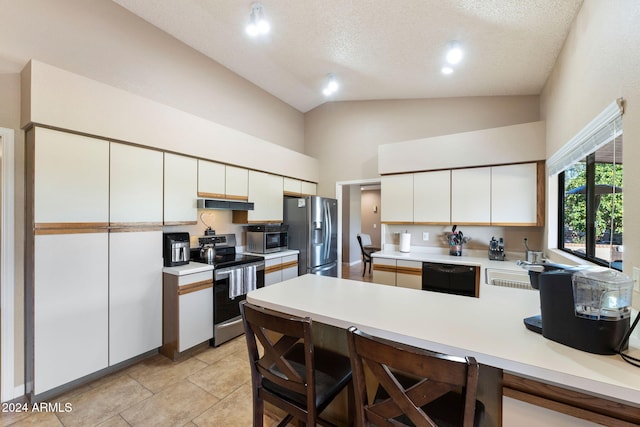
[441,66,454,75]
[246,3,270,37]
[323,73,339,96]
[446,41,463,65]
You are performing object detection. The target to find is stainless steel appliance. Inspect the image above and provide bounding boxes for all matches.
[284,196,338,277]
[246,224,288,253]
[191,234,264,346]
[522,263,632,354]
[163,232,190,267]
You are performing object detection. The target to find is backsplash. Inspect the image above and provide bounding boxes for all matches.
[163,209,247,248]
[384,224,544,255]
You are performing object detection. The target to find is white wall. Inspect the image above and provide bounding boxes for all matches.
[304,96,540,197]
[540,0,640,303]
[1,0,304,151]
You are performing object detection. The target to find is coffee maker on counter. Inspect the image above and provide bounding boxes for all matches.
[488,236,505,261]
[523,263,632,355]
[163,232,190,267]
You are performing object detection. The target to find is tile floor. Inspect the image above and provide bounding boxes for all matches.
[1,262,369,427]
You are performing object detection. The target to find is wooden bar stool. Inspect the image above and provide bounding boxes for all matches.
[240,301,353,426]
[347,326,484,427]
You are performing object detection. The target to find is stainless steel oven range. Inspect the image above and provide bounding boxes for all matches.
[191,234,265,347]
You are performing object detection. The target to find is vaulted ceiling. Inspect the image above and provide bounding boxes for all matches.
[114,0,584,112]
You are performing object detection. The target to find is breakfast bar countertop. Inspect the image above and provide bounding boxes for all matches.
[246,274,640,406]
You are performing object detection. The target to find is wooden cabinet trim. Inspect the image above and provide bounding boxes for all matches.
[395,266,422,276]
[163,221,198,226]
[178,280,213,295]
[281,260,298,270]
[372,264,397,273]
[503,373,640,426]
[34,222,109,235]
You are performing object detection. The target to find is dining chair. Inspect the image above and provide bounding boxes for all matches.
[357,233,378,276]
[347,326,484,427]
[240,301,353,427]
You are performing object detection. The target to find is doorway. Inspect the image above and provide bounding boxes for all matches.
[336,179,381,278]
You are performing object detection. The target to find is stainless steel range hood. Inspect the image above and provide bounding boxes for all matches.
[197,199,254,211]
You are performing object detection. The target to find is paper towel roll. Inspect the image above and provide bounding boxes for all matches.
[399,232,411,253]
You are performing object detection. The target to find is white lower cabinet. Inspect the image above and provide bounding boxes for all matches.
[396,260,423,290]
[33,233,109,395]
[265,254,299,286]
[109,230,163,365]
[372,258,397,286]
[161,270,214,360]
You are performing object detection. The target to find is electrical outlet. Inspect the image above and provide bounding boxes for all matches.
[422,232,429,241]
[633,267,640,292]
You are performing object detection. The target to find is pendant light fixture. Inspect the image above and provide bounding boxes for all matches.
[246,2,270,37]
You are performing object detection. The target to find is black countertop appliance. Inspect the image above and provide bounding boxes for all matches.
[163,232,190,267]
[524,263,632,355]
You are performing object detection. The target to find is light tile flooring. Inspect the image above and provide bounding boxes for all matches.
[1,262,369,427]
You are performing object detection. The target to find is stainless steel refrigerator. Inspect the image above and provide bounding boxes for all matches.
[284,196,338,277]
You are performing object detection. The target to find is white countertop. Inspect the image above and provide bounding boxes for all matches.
[243,249,299,260]
[372,248,527,273]
[162,261,213,276]
[247,274,640,406]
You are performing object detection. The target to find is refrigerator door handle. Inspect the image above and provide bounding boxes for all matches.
[324,200,331,262]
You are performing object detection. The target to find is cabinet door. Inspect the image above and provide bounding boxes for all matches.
[248,171,284,223]
[164,153,197,224]
[414,170,451,224]
[491,163,539,226]
[226,165,249,200]
[109,230,163,365]
[283,178,302,196]
[281,254,299,281]
[301,181,317,196]
[381,174,413,224]
[451,167,491,225]
[265,257,283,286]
[396,260,423,290]
[372,258,396,286]
[110,143,163,224]
[198,160,226,199]
[179,287,214,352]
[33,233,109,394]
[34,127,109,224]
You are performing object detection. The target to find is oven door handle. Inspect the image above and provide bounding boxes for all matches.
[215,263,265,281]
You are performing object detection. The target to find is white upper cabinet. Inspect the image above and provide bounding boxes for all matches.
[110,143,163,224]
[283,177,302,196]
[491,163,540,225]
[164,153,198,224]
[451,167,491,225]
[34,127,109,224]
[301,181,317,196]
[225,165,249,200]
[247,171,283,223]
[284,178,317,196]
[413,170,451,224]
[197,159,226,199]
[381,174,413,223]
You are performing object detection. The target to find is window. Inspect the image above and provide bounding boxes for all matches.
[559,138,623,270]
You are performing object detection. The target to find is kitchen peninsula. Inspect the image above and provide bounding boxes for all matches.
[247,274,640,426]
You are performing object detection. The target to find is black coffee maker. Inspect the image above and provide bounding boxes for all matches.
[523,263,632,355]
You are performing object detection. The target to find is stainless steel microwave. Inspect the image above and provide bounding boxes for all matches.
[246,226,288,253]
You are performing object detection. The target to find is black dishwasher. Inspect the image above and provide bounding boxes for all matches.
[422,262,478,297]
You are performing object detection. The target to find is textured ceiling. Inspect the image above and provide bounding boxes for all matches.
[113,0,584,112]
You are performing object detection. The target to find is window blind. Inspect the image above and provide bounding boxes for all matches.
[547,99,623,176]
